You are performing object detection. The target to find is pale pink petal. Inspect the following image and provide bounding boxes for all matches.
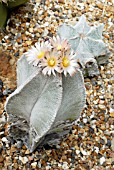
[42,67,49,75]
[48,69,52,76]
[52,69,56,76]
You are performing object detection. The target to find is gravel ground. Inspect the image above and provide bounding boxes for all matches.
[0,0,114,169]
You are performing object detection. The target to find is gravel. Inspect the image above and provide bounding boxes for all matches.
[0,0,114,169]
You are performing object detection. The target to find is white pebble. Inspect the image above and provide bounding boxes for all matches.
[0,115,6,123]
[76,150,80,154]
[83,118,87,123]
[62,162,69,170]
[19,156,28,164]
[94,146,99,153]
[31,162,37,168]
[80,148,88,155]
[100,157,105,165]
[44,22,49,27]
[100,156,105,165]
[2,137,8,143]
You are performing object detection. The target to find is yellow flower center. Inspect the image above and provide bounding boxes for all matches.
[48,58,56,67]
[62,57,70,67]
[37,51,45,59]
[57,45,62,50]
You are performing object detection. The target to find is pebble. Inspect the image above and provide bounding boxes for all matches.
[16,141,23,149]
[111,138,114,151]
[0,80,3,89]
[0,92,3,98]
[14,52,19,57]
[31,162,37,168]
[83,118,88,124]
[19,156,28,164]
[62,162,69,169]
[0,155,4,163]
[99,104,106,110]
[100,157,106,165]
[2,137,8,143]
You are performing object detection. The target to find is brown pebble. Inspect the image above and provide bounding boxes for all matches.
[58,0,65,3]
[0,156,4,163]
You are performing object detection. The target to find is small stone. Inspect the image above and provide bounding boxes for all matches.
[99,105,106,110]
[26,41,32,45]
[80,148,88,156]
[29,28,33,33]
[9,58,15,66]
[25,149,30,154]
[94,147,99,154]
[58,0,65,3]
[62,162,69,169]
[0,155,4,163]
[14,52,19,57]
[3,89,8,96]
[31,162,37,168]
[110,102,114,117]
[100,157,105,165]
[0,92,3,98]
[0,114,6,123]
[89,127,94,133]
[10,146,17,153]
[83,118,87,123]
[42,29,49,36]
[16,140,23,149]
[111,138,114,151]
[96,2,104,9]
[100,124,106,131]
[61,155,67,161]
[76,150,80,154]
[19,156,28,164]
[2,137,8,143]
[106,139,111,147]
[0,80,3,89]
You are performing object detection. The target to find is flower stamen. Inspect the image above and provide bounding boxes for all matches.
[37,51,45,59]
[62,57,70,67]
[57,45,62,50]
[48,58,56,67]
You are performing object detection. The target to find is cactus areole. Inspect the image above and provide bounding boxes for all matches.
[5,15,109,152]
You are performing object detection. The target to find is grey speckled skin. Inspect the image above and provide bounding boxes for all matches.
[5,55,86,152]
[58,15,109,77]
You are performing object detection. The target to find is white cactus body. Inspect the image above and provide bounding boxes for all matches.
[5,15,109,152]
[5,55,86,152]
[58,15,109,76]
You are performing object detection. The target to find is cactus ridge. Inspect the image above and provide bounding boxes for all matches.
[58,15,108,76]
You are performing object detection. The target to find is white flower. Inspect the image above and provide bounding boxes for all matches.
[26,41,51,66]
[61,51,79,76]
[41,50,61,76]
[51,35,70,51]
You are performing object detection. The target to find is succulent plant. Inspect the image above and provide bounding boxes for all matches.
[0,0,28,28]
[5,53,86,152]
[58,15,109,76]
[0,2,8,28]
[5,15,109,152]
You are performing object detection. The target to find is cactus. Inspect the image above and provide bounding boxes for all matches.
[5,15,109,152]
[0,0,28,28]
[5,54,86,152]
[58,15,109,76]
[0,2,8,28]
